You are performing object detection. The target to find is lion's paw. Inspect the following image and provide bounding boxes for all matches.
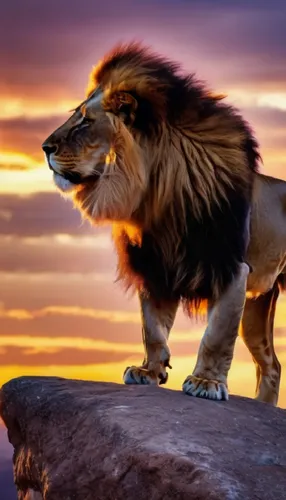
[123,365,168,386]
[182,375,228,401]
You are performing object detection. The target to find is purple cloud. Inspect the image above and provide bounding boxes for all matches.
[0,236,114,274]
[0,116,68,161]
[0,193,94,236]
[1,0,286,98]
[0,345,137,366]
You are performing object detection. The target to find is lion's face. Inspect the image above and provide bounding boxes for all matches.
[42,87,148,223]
[43,90,116,193]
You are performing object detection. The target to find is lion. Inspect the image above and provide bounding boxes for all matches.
[42,42,286,406]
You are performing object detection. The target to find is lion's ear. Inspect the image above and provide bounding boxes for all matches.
[112,92,138,125]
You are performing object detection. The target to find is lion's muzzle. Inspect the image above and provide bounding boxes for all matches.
[42,142,82,186]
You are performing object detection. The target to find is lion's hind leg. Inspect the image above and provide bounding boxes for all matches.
[241,278,281,406]
[123,293,178,386]
[183,262,249,400]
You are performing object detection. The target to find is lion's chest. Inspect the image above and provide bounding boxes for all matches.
[115,229,222,302]
[113,191,250,304]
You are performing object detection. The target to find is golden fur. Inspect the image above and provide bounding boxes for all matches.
[43,42,259,304]
[42,43,286,405]
[85,44,258,227]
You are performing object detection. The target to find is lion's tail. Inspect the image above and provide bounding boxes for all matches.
[277,273,286,292]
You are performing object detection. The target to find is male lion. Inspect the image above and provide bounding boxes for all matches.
[42,42,286,405]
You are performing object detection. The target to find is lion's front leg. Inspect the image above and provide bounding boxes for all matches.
[183,262,249,400]
[123,292,178,386]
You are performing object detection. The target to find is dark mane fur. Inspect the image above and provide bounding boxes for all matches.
[92,42,260,173]
[90,42,261,312]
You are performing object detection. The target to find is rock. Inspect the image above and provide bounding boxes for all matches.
[0,377,286,500]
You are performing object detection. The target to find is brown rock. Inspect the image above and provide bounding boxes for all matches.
[0,377,286,500]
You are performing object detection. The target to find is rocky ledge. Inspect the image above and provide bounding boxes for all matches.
[0,377,286,500]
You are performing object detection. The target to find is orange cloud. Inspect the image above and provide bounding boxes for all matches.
[0,304,141,324]
[0,97,79,120]
[0,210,12,221]
[2,295,286,328]
[226,89,286,110]
[0,345,137,367]
[0,152,41,170]
[0,167,54,195]
[0,334,144,354]
[0,303,205,343]
[20,233,112,249]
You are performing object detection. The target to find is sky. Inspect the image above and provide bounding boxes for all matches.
[1,1,286,474]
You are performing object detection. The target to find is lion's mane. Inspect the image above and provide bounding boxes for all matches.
[87,43,261,312]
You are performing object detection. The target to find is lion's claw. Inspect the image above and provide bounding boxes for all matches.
[182,374,229,401]
[123,365,169,386]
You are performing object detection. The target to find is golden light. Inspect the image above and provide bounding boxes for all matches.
[0,334,144,354]
[0,152,42,170]
[0,167,54,195]
[0,97,79,120]
[257,93,286,110]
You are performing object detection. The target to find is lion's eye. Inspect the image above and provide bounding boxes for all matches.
[81,116,93,125]
[118,103,131,116]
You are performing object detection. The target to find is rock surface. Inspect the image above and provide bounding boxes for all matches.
[0,377,286,500]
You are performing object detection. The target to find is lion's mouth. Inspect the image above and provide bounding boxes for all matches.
[52,168,103,194]
[47,161,82,185]
[60,170,82,185]
[47,155,104,194]
[45,154,81,185]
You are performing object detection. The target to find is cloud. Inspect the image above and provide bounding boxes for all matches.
[0,343,210,367]
[0,309,143,345]
[0,116,68,160]
[0,345,136,366]
[0,333,283,370]
[2,1,286,188]
[0,301,203,341]
[0,333,143,353]
[0,330,205,366]
[239,106,286,128]
[0,270,128,311]
[0,300,285,350]
[0,234,114,273]
[231,106,286,178]
[0,193,93,235]
[0,152,42,170]
[0,0,160,98]
[2,0,286,103]
[0,168,56,195]
[0,304,139,324]
[0,210,12,222]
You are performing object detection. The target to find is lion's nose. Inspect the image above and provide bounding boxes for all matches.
[42,143,58,156]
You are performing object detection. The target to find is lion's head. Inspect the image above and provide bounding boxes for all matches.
[42,83,148,222]
[43,42,260,229]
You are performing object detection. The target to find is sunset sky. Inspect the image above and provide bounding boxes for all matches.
[1,0,286,425]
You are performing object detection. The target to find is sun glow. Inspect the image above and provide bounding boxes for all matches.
[0,355,285,407]
[0,97,79,120]
[257,93,286,110]
[0,151,43,170]
[0,166,54,195]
